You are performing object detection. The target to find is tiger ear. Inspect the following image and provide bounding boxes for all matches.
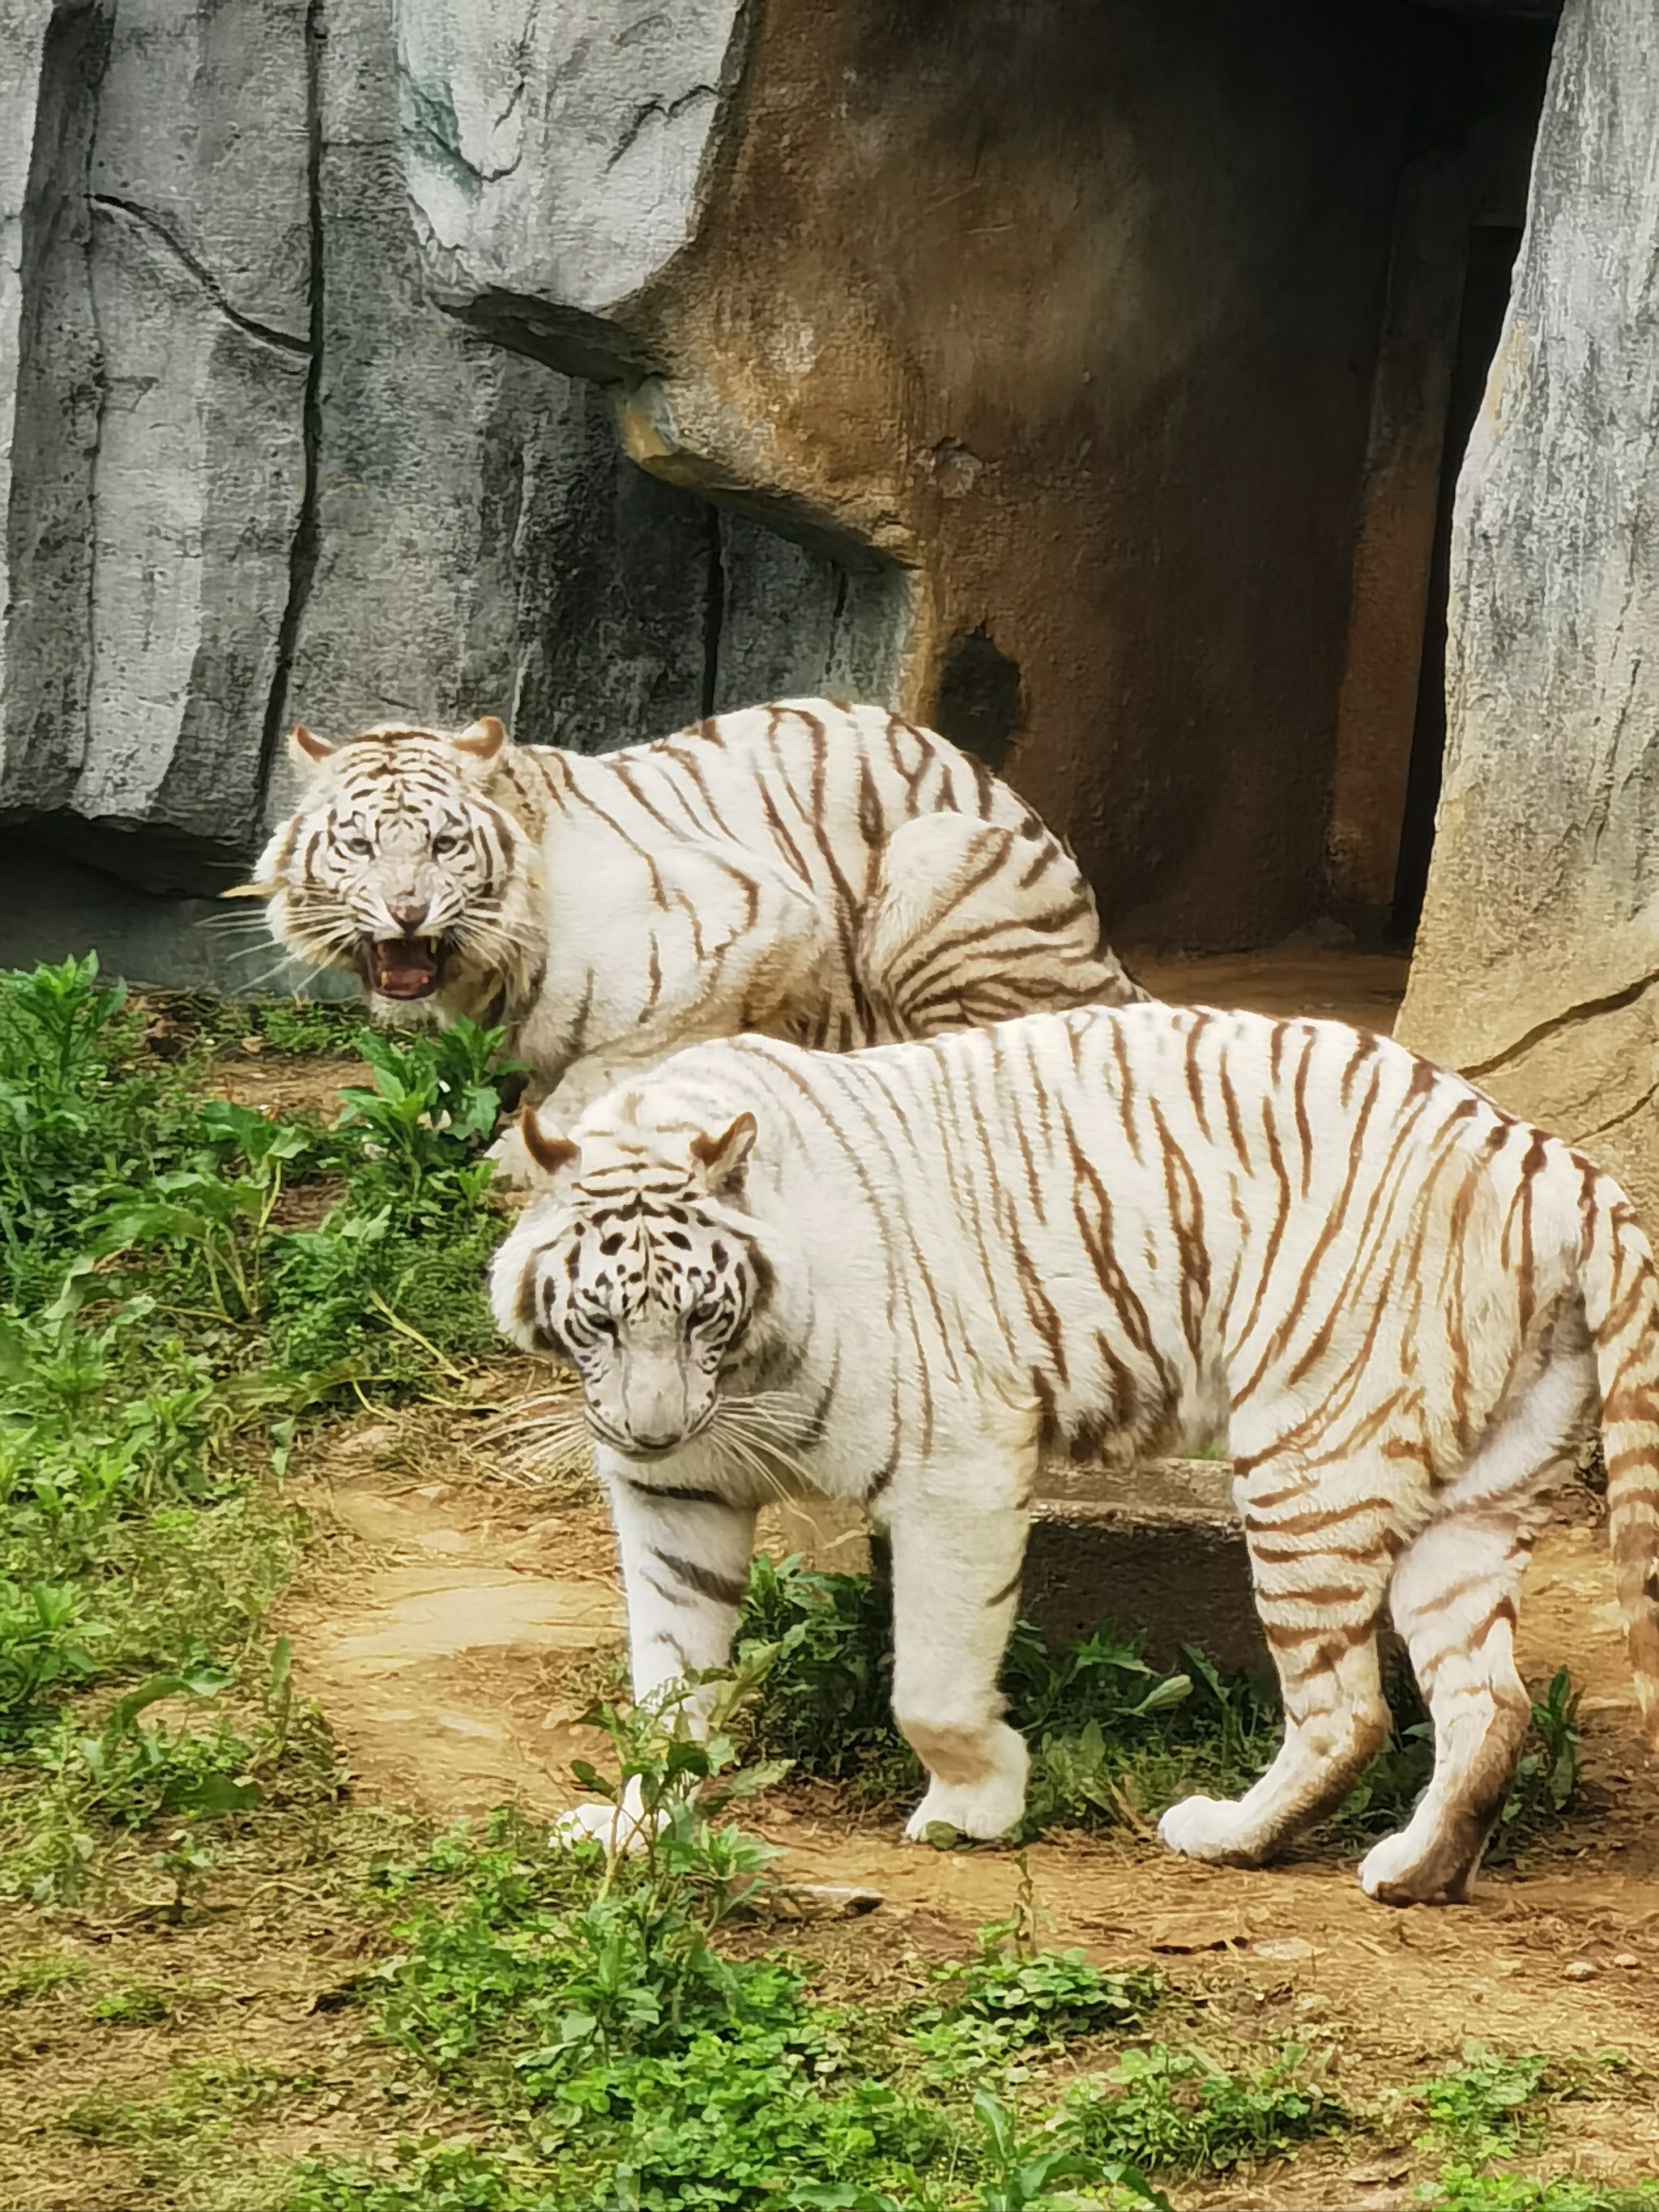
[290,724,338,774]
[518,1106,578,1183]
[689,1112,757,1193]
[452,714,506,776]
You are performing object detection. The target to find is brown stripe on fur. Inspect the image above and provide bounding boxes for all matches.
[1183,1012,1214,1144]
[651,1550,747,1608]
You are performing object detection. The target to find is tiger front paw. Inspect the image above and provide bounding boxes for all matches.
[1157,1793,1265,1866]
[1358,1824,1478,1908]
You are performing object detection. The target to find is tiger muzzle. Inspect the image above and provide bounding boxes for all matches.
[359,933,447,1000]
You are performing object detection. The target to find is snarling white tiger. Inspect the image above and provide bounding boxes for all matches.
[251,699,1143,1165]
[489,1003,1659,1907]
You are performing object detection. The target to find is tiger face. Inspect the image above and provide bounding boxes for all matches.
[490,1110,773,1458]
[254,717,543,1015]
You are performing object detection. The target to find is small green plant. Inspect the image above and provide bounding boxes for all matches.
[59,2060,310,2146]
[0,1950,88,2005]
[906,1902,1160,2083]
[1064,2043,1348,2176]
[335,1020,512,1199]
[736,1553,902,1784]
[92,1980,172,2026]
[971,2090,1174,2212]
[1405,2048,1655,2211]
[0,1578,100,1734]
[1414,2045,1553,2159]
[96,1131,305,1320]
[6,1639,333,1905]
[1426,2174,1659,2212]
[267,1019,515,1379]
[0,955,198,1306]
[242,998,364,1055]
[1502,1669,1583,1834]
[795,2092,1175,2211]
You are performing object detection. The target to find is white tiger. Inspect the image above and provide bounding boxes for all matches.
[251,699,1143,1165]
[489,1003,1659,1907]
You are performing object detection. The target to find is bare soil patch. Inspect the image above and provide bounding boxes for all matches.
[1134,940,1410,1033]
[208,1053,371,1119]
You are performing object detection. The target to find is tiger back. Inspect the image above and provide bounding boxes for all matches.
[491,1002,1659,1905]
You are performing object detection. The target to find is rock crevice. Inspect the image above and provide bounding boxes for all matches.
[88,197,310,355]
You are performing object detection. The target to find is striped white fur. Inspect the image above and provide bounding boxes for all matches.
[253,699,1142,1169]
[489,1004,1659,1904]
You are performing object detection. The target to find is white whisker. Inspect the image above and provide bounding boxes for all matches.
[718,1400,819,1443]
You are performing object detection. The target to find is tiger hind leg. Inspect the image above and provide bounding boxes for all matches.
[859,813,1143,1035]
[1358,1346,1593,1904]
[1358,1509,1538,1905]
[1158,1453,1399,1868]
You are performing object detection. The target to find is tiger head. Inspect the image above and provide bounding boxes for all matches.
[490,1103,774,1459]
[251,718,543,1018]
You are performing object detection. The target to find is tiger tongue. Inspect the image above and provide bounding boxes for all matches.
[370,936,440,999]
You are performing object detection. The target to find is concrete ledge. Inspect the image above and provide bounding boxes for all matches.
[1023,1455,1265,1673]
[768,1455,1266,1677]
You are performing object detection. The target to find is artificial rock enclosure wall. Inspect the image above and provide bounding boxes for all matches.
[1397,0,1659,1225]
[3,0,1546,964]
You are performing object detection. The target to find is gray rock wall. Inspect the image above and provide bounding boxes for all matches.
[1397,0,1659,1221]
[393,0,750,375]
[2,0,111,827]
[0,2,53,725]
[2,0,312,867]
[0,0,899,965]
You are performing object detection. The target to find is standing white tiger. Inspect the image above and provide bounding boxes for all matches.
[251,699,1142,1150]
[490,1004,1659,1907]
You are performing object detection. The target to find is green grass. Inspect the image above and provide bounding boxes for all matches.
[146,989,368,1059]
[1425,2177,1659,2212]
[288,1703,1191,2212]
[1384,2046,1659,2212]
[0,1946,88,2005]
[1063,2044,1347,2176]
[284,1691,1645,2212]
[1414,2047,1558,2162]
[0,956,519,1906]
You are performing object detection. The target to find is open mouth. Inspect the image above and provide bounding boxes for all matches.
[359,935,446,1000]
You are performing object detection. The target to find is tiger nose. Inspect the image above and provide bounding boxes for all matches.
[388,898,429,934]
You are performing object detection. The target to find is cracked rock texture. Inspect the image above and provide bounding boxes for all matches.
[1397,0,1659,1218]
[2,0,310,865]
[394,0,748,371]
[0,2,52,726]
[0,0,896,926]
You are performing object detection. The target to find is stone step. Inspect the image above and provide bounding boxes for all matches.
[1022,1455,1263,1673]
[769,1455,1265,1677]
